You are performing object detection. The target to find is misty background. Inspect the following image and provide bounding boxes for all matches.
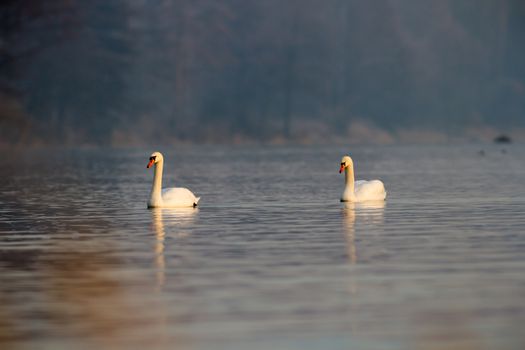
[1,0,524,146]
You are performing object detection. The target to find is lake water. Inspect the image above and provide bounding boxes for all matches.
[1,144,524,350]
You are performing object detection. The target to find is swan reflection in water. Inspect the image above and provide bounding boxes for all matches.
[342,201,385,264]
[151,207,198,291]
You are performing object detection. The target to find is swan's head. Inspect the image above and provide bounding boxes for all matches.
[339,155,353,173]
[147,151,164,168]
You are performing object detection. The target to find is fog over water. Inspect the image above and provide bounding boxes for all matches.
[1,1,525,145]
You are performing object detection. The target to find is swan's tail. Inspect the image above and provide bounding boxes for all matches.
[194,197,201,207]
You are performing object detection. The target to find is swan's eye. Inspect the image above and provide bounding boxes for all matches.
[149,156,156,161]
[341,162,345,166]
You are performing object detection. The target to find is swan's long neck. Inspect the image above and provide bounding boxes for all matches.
[343,166,356,201]
[149,160,164,206]
[345,166,355,193]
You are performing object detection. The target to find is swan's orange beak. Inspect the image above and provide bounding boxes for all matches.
[147,159,155,168]
[339,165,345,173]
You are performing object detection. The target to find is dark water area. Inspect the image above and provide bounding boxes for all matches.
[1,145,525,349]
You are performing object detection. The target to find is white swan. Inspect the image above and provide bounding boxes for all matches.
[339,155,386,202]
[146,151,200,208]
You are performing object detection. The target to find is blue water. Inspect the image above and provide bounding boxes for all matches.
[1,144,524,349]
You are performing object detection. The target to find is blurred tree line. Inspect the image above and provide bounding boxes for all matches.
[1,0,525,145]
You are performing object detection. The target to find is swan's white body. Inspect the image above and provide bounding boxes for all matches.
[339,155,386,202]
[147,152,200,208]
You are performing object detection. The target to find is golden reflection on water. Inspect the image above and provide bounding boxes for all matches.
[0,294,16,347]
[0,239,133,349]
[0,207,200,349]
[413,309,484,350]
[43,245,128,339]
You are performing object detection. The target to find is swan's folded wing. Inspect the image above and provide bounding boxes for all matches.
[355,180,386,200]
[355,180,368,187]
[162,187,199,206]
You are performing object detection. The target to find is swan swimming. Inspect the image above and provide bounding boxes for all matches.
[146,151,200,208]
[339,155,386,202]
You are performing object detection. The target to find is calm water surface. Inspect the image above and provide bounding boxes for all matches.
[1,145,525,350]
